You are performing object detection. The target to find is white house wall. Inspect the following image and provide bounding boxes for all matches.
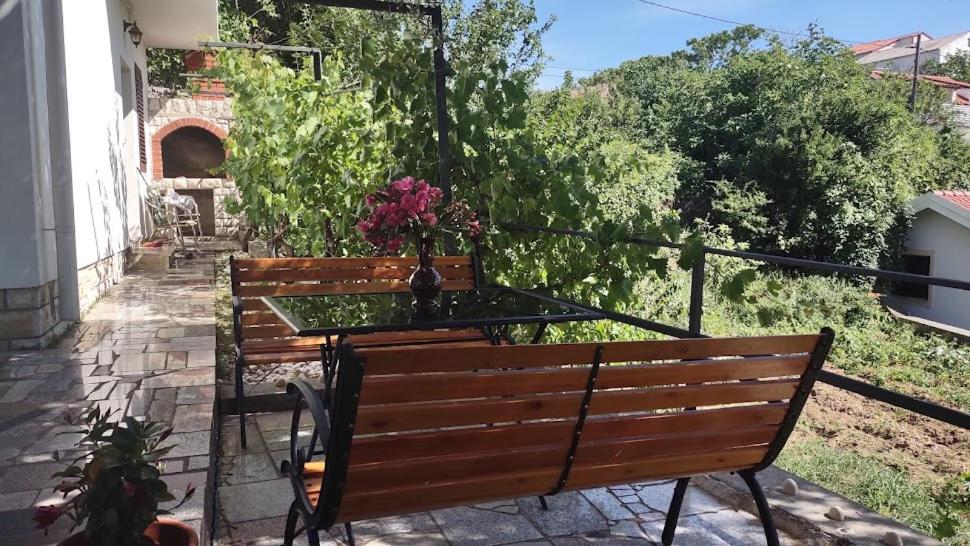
[0,1,59,290]
[61,0,148,306]
[897,210,970,330]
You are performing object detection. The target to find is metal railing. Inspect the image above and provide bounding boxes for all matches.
[498,222,970,430]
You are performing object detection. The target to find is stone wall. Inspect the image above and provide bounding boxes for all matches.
[77,251,127,314]
[147,95,233,135]
[0,280,67,350]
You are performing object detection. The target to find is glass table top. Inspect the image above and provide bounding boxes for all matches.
[262,287,603,336]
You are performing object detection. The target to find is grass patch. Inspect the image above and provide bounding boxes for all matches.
[214,252,238,381]
[777,438,968,544]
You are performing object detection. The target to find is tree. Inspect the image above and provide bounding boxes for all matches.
[583,29,970,267]
[923,50,970,84]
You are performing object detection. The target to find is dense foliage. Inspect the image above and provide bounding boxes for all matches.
[581,26,970,267]
[923,50,970,83]
[212,0,692,313]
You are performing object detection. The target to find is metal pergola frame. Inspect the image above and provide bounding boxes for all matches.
[299,0,453,204]
[198,41,324,80]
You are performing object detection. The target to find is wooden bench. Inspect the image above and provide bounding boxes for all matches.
[280,328,834,546]
[229,255,497,447]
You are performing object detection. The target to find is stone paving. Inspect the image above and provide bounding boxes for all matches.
[0,258,217,544]
[214,412,799,546]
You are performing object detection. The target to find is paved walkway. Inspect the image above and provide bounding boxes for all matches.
[214,412,798,546]
[0,258,217,544]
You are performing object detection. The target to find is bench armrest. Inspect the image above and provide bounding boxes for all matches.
[280,380,331,519]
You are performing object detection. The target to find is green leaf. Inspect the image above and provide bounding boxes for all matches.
[676,233,705,271]
[721,268,759,302]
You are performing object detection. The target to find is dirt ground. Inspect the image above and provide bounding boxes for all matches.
[794,380,969,484]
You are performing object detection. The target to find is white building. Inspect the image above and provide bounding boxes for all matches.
[0,0,218,349]
[855,31,970,73]
[890,191,970,331]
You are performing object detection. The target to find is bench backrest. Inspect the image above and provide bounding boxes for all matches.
[229,256,478,351]
[318,329,833,524]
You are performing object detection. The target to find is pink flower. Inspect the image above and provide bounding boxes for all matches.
[420,212,438,227]
[468,220,482,238]
[386,235,405,254]
[391,177,414,193]
[33,505,62,533]
[400,194,419,216]
[429,187,444,202]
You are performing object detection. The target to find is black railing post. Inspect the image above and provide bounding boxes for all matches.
[688,251,705,335]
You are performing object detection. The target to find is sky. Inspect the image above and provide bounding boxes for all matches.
[532,0,970,89]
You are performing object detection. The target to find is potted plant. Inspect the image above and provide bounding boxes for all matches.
[33,407,198,546]
[357,177,481,315]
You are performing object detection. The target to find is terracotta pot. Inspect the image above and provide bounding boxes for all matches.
[57,518,199,546]
[409,236,442,317]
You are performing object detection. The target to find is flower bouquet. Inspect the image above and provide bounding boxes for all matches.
[357,177,481,314]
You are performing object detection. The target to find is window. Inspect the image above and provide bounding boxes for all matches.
[893,253,931,300]
[135,65,146,172]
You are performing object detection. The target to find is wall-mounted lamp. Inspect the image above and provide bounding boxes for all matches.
[124,21,143,47]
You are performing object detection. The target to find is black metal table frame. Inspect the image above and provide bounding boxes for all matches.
[262,285,605,413]
[260,286,605,337]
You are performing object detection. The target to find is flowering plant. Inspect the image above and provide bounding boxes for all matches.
[33,407,195,545]
[357,176,481,254]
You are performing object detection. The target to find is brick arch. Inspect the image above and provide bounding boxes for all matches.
[152,117,228,179]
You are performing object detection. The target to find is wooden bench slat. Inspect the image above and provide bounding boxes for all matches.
[242,337,330,351]
[236,278,475,297]
[240,324,297,338]
[566,446,767,490]
[235,256,472,269]
[588,379,798,415]
[356,392,586,434]
[240,310,286,326]
[359,355,810,405]
[337,467,560,522]
[348,404,788,465]
[575,425,775,466]
[347,443,568,492]
[235,265,474,283]
[345,426,774,493]
[356,335,821,374]
[244,351,321,366]
[584,402,788,441]
[356,380,797,434]
[336,448,765,522]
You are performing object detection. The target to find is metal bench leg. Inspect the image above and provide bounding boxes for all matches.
[661,477,690,545]
[235,351,247,448]
[344,522,356,546]
[538,496,549,510]
[739,470,780,546]
[283,501,300,546]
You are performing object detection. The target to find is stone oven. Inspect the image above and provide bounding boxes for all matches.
[147,54,241,238]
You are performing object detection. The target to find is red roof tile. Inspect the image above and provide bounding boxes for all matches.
[851,32,927,55]
[870,70,970,89]
[935,190,970,211]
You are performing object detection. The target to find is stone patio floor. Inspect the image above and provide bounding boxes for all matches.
[214,412,799,546]
[0,257,217,544]
[0,252,944,546]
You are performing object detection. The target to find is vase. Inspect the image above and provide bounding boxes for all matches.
[409,237,442,316]
[57,518,199,546]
